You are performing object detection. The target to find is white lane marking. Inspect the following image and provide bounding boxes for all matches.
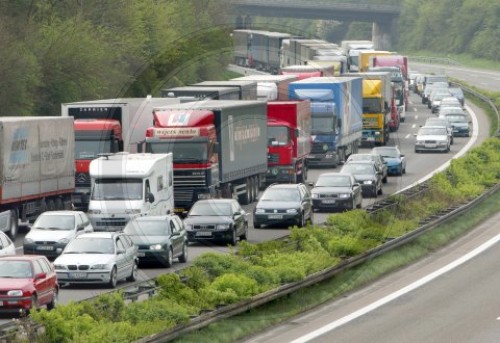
[412,124,417,129]
[290,231,500,343]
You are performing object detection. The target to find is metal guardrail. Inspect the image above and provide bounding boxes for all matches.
[409,56,463,66]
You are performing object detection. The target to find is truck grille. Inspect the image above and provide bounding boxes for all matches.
[268,153,280,163]
[311,143,327,154]
[95,218,128,228]
[174,189,194,203]
[75,173,91,187]
[173,173,206,187]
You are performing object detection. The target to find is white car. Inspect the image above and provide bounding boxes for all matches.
[414,126,451,153]
[23,211,94,259]
[54,232,138,288]
[0,231,16,256]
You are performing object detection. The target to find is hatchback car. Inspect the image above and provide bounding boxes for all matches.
[310,173,362,212]
[429,89,452,113]
[124,214,188,267]
[23,210,94,259]
[54,232,138,288]
[0,231,16,256]
[442,113,471,137]
[371,146,406,176]
[414,126,451,153]
[183,199,248,245]
[345,153,388,183]
[0,255,58,314]
[340,161,383,198]
[253,183,313,229]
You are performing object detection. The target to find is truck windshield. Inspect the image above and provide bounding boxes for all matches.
[75,140,114,159]
[267,126,290,146]
[91,179,143,201]
[363,98,382,113]
[147,141,208,163]
[311,116,335,134]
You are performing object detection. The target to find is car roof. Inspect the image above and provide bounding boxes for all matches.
[39,210,84,216]
[372,146,398,151]
[129,214,178,222]
[75,232,120,239]
[267,183,302,189]
[0,255,46,262]
[318,172,353,178]
[194,199,234,204]
[343,160,375,165]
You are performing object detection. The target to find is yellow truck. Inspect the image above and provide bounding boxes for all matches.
[358,50,394,73]
[360,77,392,146]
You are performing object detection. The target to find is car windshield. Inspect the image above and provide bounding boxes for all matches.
[63,237,114,254]
[124,220,169,236]
[33,214,75,230]
[341,164,374,175]
[261,188,300,202]
[315,175,351,187]
[0,261,33,278]
[91,178,143,201]
[446,115,467,123]
[189,202,232,216]
[373,148,399,158]
[419,127,448,136]
[347,155,373,163]
[440,107,464,116]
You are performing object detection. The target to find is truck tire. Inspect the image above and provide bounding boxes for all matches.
[55,198,64,210]
[253,176,260,200]
[8,210,18,240]
[239,179,251,205]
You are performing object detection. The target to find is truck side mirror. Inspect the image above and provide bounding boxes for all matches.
[147,193,155,203]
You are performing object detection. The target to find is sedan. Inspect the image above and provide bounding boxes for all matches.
[310,172,362,211]
[414,126,451,153]
[442,113,471,137]
[0,231,16,256]
[184,199,248,245]
[0,255,58,314]
[123,214,188,267]
[345,153,388,183]
[23,210,94,259]
[371,146,406,176]
[253,183,313,228]
[54,232,138,288]
[340,161,383,198]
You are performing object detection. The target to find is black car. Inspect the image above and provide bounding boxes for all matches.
[340,161,383,198]
[123,214,188,267]
[310,172,362,212]
[253,183,313,228]
[183,199,248,245]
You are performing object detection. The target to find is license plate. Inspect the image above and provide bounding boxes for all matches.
[322,200,336,204]
[195,231,212,237]
[36,246,54,251]
[425,144,436,148]
[70,272,87,279]
[268,214,283,219]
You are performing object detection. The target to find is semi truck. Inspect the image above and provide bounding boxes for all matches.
[280,64,334,80]
[288,77,363,167]
[61,97,180,211]
[340,40,374,72]
[266,101,312,184]
[191,80,258,100]
[231,74,298,100]
[372,55,410,111]
[358,50,393,73]
[161,86,241,101]
[368,66,407,122]
[87,152,174,231]
[141,100,268,214]
[0,117,75,239]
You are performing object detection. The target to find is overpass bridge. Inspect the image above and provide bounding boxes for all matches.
[230,0,402,50]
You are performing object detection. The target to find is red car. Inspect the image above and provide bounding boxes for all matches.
[0,255,58,314]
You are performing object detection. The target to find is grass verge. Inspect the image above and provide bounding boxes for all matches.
[172,189,500,343]
[405,50,500,71]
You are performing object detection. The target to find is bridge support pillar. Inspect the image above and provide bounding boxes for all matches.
[372,21,393,50]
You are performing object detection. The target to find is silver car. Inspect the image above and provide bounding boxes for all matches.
[0,231,16,256]
[54,232,138,288]
[414,126,451,153]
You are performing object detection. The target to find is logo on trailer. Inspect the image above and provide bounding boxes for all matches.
[167,112,191,126]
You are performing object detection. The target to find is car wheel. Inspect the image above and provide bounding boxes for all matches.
[240,224,248,241]
[178,242,188,263]
[228,229,238,246]
[107,266,118,288]
[126,262,138,282]
[47,289,58,310]
[402,166,406,174]
[378,185,383,195]
[254,222,262,229]
[164,248,174,268]
[27,294,38,315]
[382,174,388,183]
[298,213,305,227]
[356,198,362,209]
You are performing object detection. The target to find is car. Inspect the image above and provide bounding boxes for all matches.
[415,74,426,95]
[441,113,471,137]
[422,81,448,104]
[425,117,454,144]
[0,231,16,256]
[345,153,388,183]
[53,231,138,288]
[23,210,94,259]
[123,214,188,267]
[309,172,362,211]
[448,87,465,107]
[439,96,462,111]
[0,255,58,314]
[253,183,313,229]
[183,199,248,245]
[438,106,466,117]
[414,126,451,153]
[409,72,422,92]
[371,146,406,176]
[429,89,452,112]
[339,161,383,198]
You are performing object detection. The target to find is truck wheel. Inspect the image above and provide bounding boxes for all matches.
[55,198,64,210]
[8,211,18,240]
[253,176,260,199]
[239,180,251,205]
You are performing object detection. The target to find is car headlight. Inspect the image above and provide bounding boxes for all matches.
[322,144,328,151]
[185,224,193,231]
[364,180,373,185]
[311,193,319,199]
[339,193,350,198]
[91,264,109,270]
[87,209,101,215]
[24,238,34,244]
[7,290,23,297]
[54,264,68,270]
[57,238,70,244]
[255,208,265,214]
[216,224,231,230]
[286,209,298,214]
[149,244,163,250]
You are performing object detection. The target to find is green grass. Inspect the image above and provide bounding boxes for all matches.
[172,189,500,343]
[405,50,500,71]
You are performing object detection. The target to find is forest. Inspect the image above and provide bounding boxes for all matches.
[0,0,498,117]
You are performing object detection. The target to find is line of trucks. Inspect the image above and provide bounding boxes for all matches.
[1,30,410,238]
